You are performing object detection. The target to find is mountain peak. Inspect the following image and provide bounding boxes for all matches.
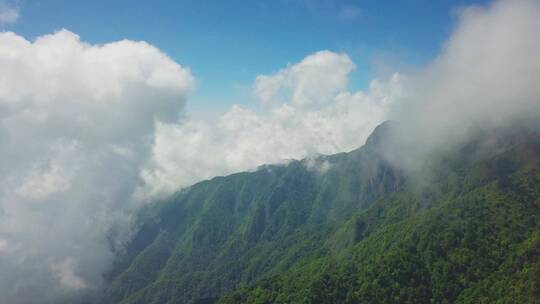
[364,120,397,149]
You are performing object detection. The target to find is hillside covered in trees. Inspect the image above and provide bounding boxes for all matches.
[101,121,540,304]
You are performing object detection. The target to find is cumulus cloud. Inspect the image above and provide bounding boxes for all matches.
[0,29,193,303]
[0,0,19,24]
[142,53,402,195]
[253,51,356,107]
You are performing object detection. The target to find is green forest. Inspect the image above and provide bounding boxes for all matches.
[101,122,540,304]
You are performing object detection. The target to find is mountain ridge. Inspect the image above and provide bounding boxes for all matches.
[101,121,540,304]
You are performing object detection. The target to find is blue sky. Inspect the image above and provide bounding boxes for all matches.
[4,0,489,115]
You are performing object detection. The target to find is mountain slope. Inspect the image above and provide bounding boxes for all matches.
[219,127,540,303]
[102,122,540,304]
[102,122,405,304]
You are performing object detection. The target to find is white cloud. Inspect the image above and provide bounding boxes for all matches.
[253,51,355,107]
[304,155,332,174]
[15,141,79,200]
[0,1,18,24]
[0,29,193,303]
[16,160,73,200]
[51,257,88,291]
[386,0,540,170]
[142,56,402,195]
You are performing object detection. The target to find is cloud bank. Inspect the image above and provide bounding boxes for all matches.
[142,51,402,195]
[0,30,193,303]
[385,0,540,170]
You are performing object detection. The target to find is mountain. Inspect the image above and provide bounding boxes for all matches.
[101,121,540,304]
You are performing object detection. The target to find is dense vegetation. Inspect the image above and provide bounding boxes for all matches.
[101,122,540,304]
